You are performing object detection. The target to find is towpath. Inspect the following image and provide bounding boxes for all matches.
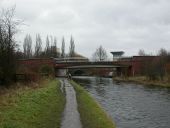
[60,79,82,128]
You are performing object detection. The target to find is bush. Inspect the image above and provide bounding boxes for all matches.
[39,65,54,77]
[16,64,55,83]
[16,66,40,82]
[166,64,170,82]
[142,59,165,81]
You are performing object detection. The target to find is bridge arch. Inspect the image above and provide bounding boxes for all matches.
[72,69,86,76]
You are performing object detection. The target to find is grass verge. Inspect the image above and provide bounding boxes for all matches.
[0,79,65,128]
[71,81,116,128]
[113,76,170,87]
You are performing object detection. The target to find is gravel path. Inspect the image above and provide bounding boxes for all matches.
[60,79,82,128]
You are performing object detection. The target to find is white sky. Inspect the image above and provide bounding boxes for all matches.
[1,0,170,59]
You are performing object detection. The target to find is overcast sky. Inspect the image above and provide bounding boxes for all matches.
[1,0,170,58]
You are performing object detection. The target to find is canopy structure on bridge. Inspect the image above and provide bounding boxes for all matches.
[110,51,124,61]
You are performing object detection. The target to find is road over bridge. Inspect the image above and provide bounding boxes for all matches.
[55,60,132,77]
[55,60,131,68]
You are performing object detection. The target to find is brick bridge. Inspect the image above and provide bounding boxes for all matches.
[55,60,132,76]
[18,56,160,77]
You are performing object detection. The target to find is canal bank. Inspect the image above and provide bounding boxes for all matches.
[0,79,65,128]
[71,80,116,128]
[113,76,170,87]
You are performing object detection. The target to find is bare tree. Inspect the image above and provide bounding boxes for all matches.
[50,36,58,58]
[157,48,170,80]
[158,48,168,56]
[138,49,146,56]
[50,35,53,55]
[23,34,32,58]
[61,37,65,58]
[69,36,75,57]
[45,35,50,57]
[34,34,42,57]
[92,45,108,61]
[53,36,58,57]
[0,6,21,84]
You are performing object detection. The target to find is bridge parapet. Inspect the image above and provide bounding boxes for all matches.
[55,60,132,68]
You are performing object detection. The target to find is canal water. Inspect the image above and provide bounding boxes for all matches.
[73,76,170,128]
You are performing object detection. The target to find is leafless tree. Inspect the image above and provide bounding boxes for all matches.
[45,35,50,56]
[0,6,22,84]
[158,48,168,56]
[69,36,75,57]
[61,37,65,58]
[138,49,146,56]
[53,36,58,57]
[92,45,108,61]
[23,34,32,58]
[34,34,42,57]
[50,35,53,55]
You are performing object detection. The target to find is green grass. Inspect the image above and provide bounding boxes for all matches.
[0,79,65,128]
[71,81,116,128]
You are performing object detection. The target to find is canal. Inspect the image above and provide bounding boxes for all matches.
[73,76,170,128]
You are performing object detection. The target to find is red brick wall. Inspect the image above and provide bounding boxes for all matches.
[131,56,161,76]
[17,58,54,72]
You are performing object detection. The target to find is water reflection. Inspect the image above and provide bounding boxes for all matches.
[73,76,170,128]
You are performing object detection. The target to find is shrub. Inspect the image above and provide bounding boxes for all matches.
[166,64,170,82]
[39,65,54,77]
[16,66,40,82]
